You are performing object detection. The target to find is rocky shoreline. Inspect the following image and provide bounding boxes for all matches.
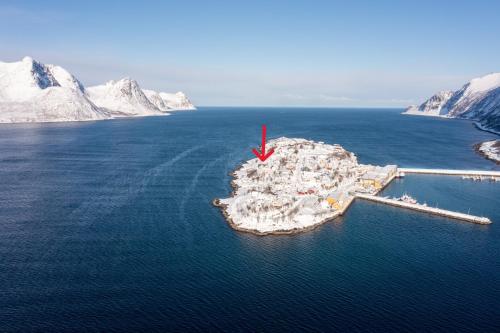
[474,140,500,165]
[211,165,343,236]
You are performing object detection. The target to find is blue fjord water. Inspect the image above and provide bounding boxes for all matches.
[0,108,499,332]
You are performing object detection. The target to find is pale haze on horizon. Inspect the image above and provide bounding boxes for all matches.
[1,0,499,107]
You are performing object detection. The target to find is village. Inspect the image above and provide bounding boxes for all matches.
[213,138,398,234]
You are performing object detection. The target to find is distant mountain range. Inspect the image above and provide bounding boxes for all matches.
[404,73,500,133]
[0,57,195,123]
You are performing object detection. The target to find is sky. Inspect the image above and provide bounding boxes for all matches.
[1,0,499,107]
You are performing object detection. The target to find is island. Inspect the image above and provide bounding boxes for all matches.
[213,138,397,235]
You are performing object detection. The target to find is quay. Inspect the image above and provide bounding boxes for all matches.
[397,168,500,177]
[355,193,492,225]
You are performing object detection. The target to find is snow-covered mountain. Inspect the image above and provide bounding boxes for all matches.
[86,79,162,116]
[405,91,453,116]
[404,73,500,133]
[0,57,108,123]
[143,90,196,111]
[0,57,196,123]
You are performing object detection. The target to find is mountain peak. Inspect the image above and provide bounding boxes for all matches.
[86,78,160,115]
[22,56,34,64]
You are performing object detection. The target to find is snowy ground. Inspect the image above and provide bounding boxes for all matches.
[477,140,500,164]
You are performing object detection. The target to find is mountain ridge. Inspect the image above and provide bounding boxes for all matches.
[0,57,196,123]
[404,73,500,133]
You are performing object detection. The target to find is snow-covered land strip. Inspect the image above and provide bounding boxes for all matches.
[214,138,397,235]
[475,140,500,164]
[355,194,491,224]
[0,57,195,123]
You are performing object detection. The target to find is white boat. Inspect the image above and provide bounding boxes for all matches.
[395,194,417,204]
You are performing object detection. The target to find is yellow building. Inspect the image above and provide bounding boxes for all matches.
[326,197,341,210]
[361,178,382,189]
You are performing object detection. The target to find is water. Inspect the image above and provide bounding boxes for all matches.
[0,108,499,332]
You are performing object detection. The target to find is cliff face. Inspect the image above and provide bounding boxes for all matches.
[86,78,161,116]
[404,73,500,133]
[405,91,453,116]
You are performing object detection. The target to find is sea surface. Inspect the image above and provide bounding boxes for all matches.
[0,108,499,332]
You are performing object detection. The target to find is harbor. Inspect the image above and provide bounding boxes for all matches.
[216,137,498,233]
[358,167,500,224]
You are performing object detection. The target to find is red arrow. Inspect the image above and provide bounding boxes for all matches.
[252,124,275,162]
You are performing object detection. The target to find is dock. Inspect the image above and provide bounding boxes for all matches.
[397,168,500,177]
[355,193,492,225]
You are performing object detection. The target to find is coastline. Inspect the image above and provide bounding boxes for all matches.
[474,141,500,165]
[473,122,500,164]
[0,112,172,125]
[474,121,500,136]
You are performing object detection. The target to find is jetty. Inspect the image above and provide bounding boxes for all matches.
[355,193,492,225]
[397,168,500,177]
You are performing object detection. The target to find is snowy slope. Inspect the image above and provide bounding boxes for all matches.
[86,78,165,116]
[0,57,108,123]
[404,91,453,116]
[143,89,196,111]
[404,73,500,132]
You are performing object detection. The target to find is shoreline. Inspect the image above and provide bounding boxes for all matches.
[473,122,500,165]
[474,141,500,165]
[212,197,347,236]
[474,121,500,136]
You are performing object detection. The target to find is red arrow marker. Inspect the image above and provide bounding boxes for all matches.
[252,124,275,162]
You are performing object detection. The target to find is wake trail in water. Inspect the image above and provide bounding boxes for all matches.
[70,144,206,223]
[178,155,226,223]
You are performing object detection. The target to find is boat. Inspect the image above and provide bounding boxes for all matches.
[394,194,417,204]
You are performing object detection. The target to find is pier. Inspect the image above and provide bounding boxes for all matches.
[397,168,500,177]
[355,193,492,225]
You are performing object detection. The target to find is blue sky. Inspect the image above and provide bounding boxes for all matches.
[1,0,499,106]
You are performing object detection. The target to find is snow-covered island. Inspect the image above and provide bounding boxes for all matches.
[214,138,397,235]
[0,56,195,123]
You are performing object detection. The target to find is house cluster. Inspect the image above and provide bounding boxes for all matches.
[232,138,398,216]
[218,137,400,233]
